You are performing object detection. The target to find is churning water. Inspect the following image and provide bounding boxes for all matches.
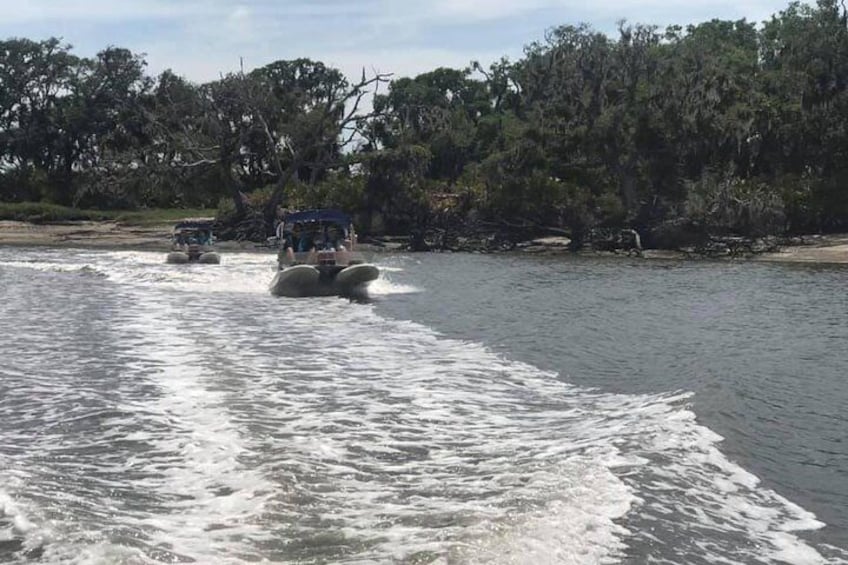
[0,247,845,564]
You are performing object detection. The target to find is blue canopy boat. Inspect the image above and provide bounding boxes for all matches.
[166,219,221,264]
[269,209,378,297]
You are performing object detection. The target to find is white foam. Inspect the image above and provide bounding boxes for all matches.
[595,389,832,564]
[0,259,106,277]
[0,247,418,298]
[0,246,841,564]
[444,463,634,565]
[175,303,637,563]
[0,484,51,558]
[111,290,279,559]
[97,249,275,294]
[368,272,422,295]
[0,489,33,537]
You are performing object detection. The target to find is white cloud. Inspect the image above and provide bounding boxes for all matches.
[0,0,193,23]
[429,0,558,21]
[140,39,497,85]
[0,0,795,84]
[229,5,251,21]
[224,4,255,41]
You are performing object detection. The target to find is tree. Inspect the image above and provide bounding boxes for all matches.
[0,38,78,200]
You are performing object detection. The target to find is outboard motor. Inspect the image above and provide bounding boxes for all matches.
[317,250,336,266]
[188,243,202,261]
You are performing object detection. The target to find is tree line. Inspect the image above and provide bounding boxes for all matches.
[1,0,847,248]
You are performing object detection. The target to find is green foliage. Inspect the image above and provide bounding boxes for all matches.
[111,208,218,226]
[683,174,786,236]
[0,202,111,223]
[3,0,848,243]
[283,175,367,212]
[215,196,237,223]
[0,202,214,224]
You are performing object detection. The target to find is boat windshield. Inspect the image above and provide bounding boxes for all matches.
[173,224,214,246]
[282,209,350,225]
[279,209,355,252]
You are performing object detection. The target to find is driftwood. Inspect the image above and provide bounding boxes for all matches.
[215,209,267,242]
[403,211,574,253]
[586,228,644,256]
[675,235,783,258]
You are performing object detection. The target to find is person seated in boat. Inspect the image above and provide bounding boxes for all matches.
[324,225,345,250]
[273,215,291,261]
[298,223,318,253]
[324,225,341,251]
[275,211,291,245]
[318,224,347,264]
[323,224,351,263]
[280,222,317,264]
[182,235,190,250]
[301,223,320,263]
[280,222,300,264]
[274,206,291,238]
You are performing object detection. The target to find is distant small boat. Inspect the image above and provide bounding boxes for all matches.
[166,219,221,264]
[269,209,378,297]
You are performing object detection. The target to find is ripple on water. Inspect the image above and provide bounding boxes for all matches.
[0,247,844,564]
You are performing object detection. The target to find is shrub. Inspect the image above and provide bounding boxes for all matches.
[0,202,110,223]
[682,174,786,237]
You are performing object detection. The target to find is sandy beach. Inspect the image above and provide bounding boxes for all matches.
[1,220,847,263]
[0,220,169,249]
[752,234,848,264]
[0,220,258,252]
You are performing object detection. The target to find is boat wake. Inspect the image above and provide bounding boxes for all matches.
[0,485,44,561]
[0,247,844,564]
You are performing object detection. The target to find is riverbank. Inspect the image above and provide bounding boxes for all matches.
[752,234,848,264]
[0,220,259,252]
[1,220,847,264]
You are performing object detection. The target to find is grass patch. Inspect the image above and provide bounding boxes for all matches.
[0,202,216,225]
[111,208,217,226]
[0,202,111,223]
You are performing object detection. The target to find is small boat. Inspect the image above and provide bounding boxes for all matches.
[166,219,221,264]
[269,209,378,297]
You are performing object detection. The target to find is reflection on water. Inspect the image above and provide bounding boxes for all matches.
[0,247,845,564]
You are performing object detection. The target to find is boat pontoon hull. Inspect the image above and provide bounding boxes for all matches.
[166,251,221,264]
[167,218,220,264]
[269,263,378,297]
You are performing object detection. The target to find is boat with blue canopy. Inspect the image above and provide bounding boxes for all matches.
[166,219,221,264]
[269,209,378,297]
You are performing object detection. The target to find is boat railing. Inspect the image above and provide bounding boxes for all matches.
[281,250,365,268]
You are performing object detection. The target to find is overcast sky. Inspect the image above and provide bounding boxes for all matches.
[0,0,793,83]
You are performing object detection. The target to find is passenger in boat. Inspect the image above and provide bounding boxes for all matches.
[320,225,333,250]
[301,223,320,263]
[275,216,286,240]
[318,224,349,264]
[281,222,301,264]
[279,222,316,263]
[276,217,291,263]
[298,223,318,252]
[323,225,344,250]
[274,206,289,231]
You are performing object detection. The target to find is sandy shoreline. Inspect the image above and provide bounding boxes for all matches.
[0,220,263,252]
[1,220,847,264]
[751,234,848,264]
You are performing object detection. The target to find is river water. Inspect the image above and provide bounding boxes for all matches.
[0,247,845,564]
